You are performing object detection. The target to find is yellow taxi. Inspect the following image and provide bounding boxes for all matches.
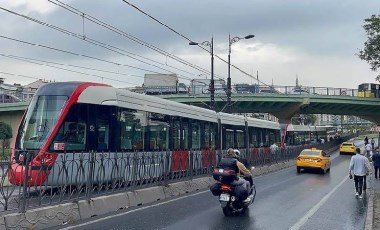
[339,142,356,155]
[296,148,331,174]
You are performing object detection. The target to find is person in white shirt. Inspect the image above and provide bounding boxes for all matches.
[365,142,373,158]
[270,143,279,154]
[349,148,371,199]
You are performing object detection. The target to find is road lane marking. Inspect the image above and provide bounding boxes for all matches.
[61,190,209,229]
[289,176,348,230]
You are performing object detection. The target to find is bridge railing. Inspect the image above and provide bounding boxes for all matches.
[187,85,360,97]
[0,84,363,105]
[0,134,356,214]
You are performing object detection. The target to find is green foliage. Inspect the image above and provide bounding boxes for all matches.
[0,122,12,141]
[303,114,317,125]
[291,114,316,125]
[358,15,380,80]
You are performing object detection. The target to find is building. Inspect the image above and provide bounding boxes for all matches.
[0,78,48,103]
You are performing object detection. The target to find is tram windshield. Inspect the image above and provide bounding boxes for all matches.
[16,95,68,150]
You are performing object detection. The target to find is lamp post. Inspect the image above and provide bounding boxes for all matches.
[189,37,215,110]
[227,34,255,113]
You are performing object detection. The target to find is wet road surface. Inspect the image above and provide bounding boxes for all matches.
[59,141,370,230]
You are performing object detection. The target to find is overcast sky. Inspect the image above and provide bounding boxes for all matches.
[0,0,379,89]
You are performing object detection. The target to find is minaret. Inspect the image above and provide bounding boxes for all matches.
[296,75,299,87]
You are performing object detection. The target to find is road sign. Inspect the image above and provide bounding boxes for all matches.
[375,126,380,132]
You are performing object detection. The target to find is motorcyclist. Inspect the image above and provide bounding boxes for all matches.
[218,148,253,199]
[233,149,253,186]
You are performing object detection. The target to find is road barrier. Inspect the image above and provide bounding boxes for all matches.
[0,134,358,229]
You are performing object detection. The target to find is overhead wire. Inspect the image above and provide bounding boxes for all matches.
[0,5,228,89]
[0,6,202,80]
[0,52,198,85]
[48,0,218,79]
[0,54,138,86]
[120,0,273,87]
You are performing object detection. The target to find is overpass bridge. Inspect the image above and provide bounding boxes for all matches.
[160,93,380,124]
[1,90,380,137]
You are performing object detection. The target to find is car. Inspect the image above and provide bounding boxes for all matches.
[339,142,356,155]
[296,148,331,174]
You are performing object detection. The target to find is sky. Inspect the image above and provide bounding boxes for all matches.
[0,0,379,89]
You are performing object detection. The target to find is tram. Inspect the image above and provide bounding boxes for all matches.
[9,82,284,186]
[285,124,329,146]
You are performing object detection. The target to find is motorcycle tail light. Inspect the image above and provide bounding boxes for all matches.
[220,184,232,192]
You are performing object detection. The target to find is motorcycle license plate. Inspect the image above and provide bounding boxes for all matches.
[220,193,230,201]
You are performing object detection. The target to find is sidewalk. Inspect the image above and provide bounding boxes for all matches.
[370,175,380,229]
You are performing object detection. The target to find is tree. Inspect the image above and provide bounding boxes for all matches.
[291,114,316,125]
[0,122,12,155]
[303,114,317,125]
[358,15,380,81]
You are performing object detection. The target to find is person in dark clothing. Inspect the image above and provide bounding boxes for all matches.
[365,136,369,145]
[218,149,252,198]
[372,148,380,179]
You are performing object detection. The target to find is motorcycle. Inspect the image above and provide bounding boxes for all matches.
[212,167,256,216]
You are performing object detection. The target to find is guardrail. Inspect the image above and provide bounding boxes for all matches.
[0,134,356,214]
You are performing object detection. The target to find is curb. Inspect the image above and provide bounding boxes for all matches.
[365,189,374,230]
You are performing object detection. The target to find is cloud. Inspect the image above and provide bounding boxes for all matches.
[0,0,379,89]
[3,0,61,14]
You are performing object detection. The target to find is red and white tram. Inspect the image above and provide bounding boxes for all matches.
[9,82,282,186]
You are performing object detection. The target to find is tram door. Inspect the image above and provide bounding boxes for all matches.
[87,105,97,151]
[87,105,112,152]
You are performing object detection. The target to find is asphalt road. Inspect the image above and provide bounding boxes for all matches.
[58,140,370,230]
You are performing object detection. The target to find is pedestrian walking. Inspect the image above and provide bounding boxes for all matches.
[349,148,371,199]
[365,142,373,158]
[373,148,380,179]
[365,136,369,145]
[371,138,375,150]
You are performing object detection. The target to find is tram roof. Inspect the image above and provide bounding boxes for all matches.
[246,117,280,130]
[77,85,218,123]
[217,113,246,126]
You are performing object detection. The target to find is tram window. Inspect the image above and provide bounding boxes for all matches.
[265,133,269,146]
[183,122,189,150]
[149,125,169,150]
[191,122,201,150]
[96,106,111,151]
[118,109,146,151]
[149,113,169,151]
[204,123,210,149]
[236,130,245,148]
[249,128,258,148]
[172,120,181,149]
[210,123,217,149]
[226,129,234,148]
[50,104,87,151]
[97,125,109,151]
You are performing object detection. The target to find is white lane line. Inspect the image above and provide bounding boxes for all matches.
[61,190,209,229]
[289,176,348,230]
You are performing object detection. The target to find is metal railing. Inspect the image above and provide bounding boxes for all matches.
[0,84,368,105]
[0,134,356,214]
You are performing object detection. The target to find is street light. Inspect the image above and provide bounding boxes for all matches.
[227,34,255,113]
[189,37,215,110]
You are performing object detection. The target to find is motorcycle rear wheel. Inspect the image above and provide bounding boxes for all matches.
[222,206,233,216]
